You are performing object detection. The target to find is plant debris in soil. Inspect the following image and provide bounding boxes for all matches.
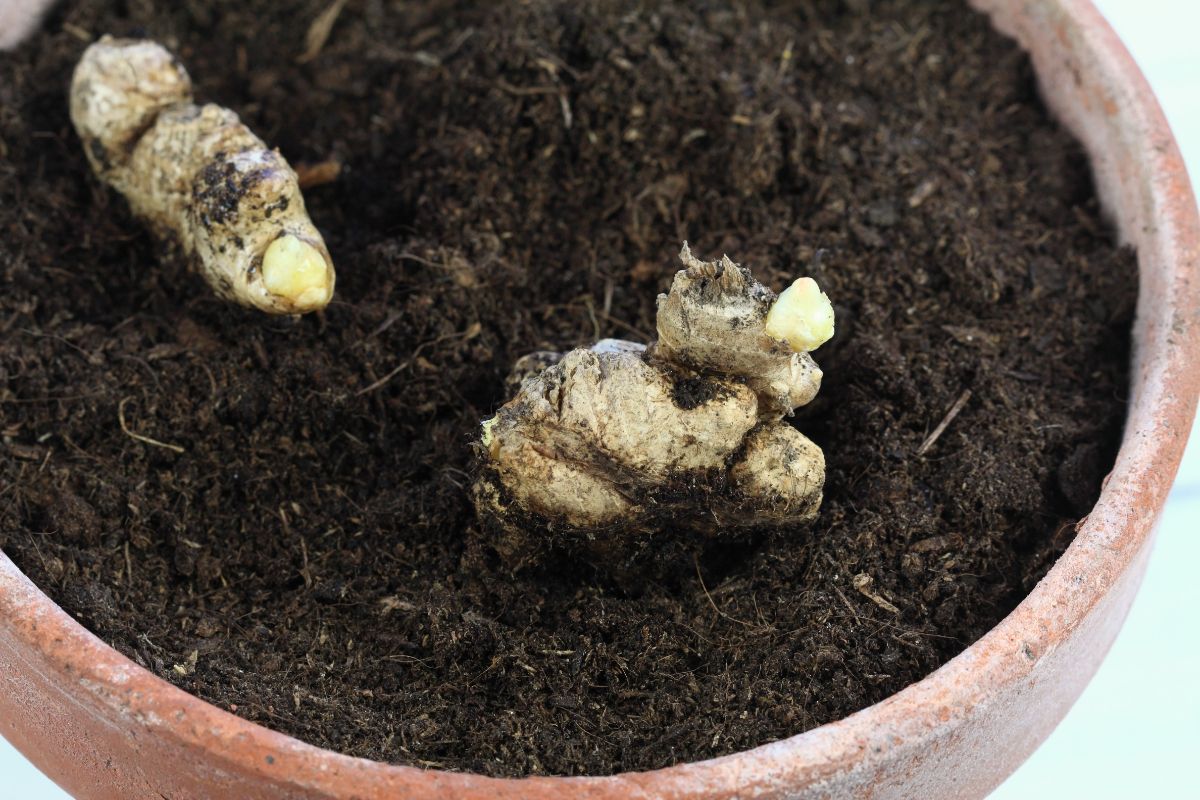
[0,0,1135,777]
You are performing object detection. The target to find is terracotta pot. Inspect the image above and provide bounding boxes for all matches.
[2,1,1197,797]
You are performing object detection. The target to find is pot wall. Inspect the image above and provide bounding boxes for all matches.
[2,1,1197,798]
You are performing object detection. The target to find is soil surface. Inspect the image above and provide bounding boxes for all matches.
[0,0,1135,777]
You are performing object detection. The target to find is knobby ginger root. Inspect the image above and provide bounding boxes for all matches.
[655,244,829,415]
[69,37,335,315]
[474,244,835,563]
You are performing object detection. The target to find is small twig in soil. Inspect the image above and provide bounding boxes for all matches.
[20,328,100,364]
[355,324,481,396]
[694,556,759,630]
[299,537,313,590]
[916,389,973,456]
[297,0,348,63]
[832,585,862,624]
[495,79,561,96]
[118,397,184,454]
[295,159,342,190]
[595,310,652,342]
[0,392,106,405]
[852,573,901,615]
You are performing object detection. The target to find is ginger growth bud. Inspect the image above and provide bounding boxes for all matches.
[765,277,835,352]
[262,235,334,312]
[474,244,835,563]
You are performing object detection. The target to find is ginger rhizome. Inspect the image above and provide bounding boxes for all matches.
[474,244,835,560]
[69,37,335,315]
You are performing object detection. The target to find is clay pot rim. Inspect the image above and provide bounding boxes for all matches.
[2,0,1198,796]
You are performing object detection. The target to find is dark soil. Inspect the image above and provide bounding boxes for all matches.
[0,0,1135,777]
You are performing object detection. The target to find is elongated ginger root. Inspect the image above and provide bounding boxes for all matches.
[474,244,834,564]
[70,37,335,314]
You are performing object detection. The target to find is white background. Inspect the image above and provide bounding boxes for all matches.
[2,1,1197,796]
[991,0,1200,795]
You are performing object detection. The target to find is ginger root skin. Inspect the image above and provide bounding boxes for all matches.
[70,36,335,315]
[654,243,825,416]
[474,245,833,563]
[478,345,758,531]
